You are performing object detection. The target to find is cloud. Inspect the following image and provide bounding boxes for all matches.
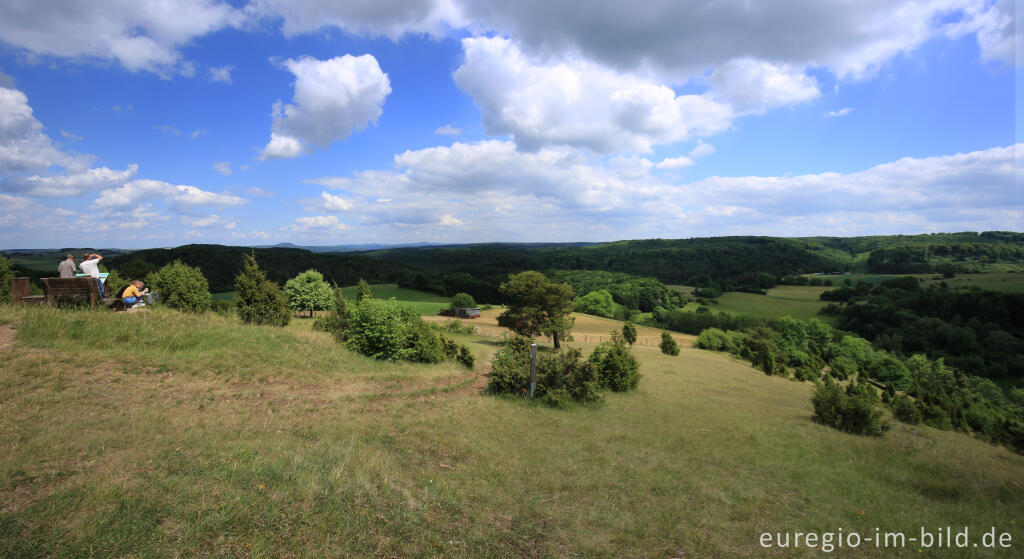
[2,165,138,197]
[688,141,716,159]
[60,129,83,144]
[0,0,243,75]
[260,133,306,160]
[708,58,820,114]
[944,0,1015,65]
[156,125,206,138]
[92,179,248,213]
[313,140,1019,240]
[319,191,354,211]
[181,214,236,229]
[247,0,465,39]
[301,191,355,212]
[439,214,463,226]
[260,55,392,159]
[434,125,462,135]
[213,161,232,176]
[459,0,1009,81]
[655,157,693,170]
[0,85,88,173]
[283,215,353,234]
[825,107,854,118]
[209,65,233,83]
[454,36,733,153]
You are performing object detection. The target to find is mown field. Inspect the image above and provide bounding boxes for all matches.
[1,305,1021,558]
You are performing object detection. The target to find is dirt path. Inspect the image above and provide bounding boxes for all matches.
[0,323,15,351]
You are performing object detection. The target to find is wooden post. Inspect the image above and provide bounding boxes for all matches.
[10,277,30,304]
[529,343,538,398]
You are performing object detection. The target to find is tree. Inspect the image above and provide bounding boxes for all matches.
[497,271,575,349]
[146,260,210,313]
[660,331,680,356]
[449,292,476,311]
[574,289,616,318]
[356,278,373,303]
[235,254,290,327]
[621,321,637,346]
[284,269,334,318]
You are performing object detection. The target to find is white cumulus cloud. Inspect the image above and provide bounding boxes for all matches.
[93,179,248,213]
[0,0,243,75]
[3,165,138,197]
[454,36,733,153]
[260,55,391,160]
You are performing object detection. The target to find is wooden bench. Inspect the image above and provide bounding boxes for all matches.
[42,277,106,307]
[11,277,125,309]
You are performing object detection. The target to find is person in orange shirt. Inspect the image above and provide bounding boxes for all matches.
[121,280,149,308]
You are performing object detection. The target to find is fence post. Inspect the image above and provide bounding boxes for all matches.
[529,343,538,398]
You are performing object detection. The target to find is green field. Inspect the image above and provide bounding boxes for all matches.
[338,284,451,316]
[681,285,832,320]
[1,305,1021,557]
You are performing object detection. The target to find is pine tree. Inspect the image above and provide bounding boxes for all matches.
[235,254,290,327]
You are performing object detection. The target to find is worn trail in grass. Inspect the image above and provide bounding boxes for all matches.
[1,306,1021,558]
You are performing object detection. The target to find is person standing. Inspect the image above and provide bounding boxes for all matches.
[57,253,78,278]
[79,252,105,298]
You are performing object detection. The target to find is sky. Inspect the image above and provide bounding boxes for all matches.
[0,0,1019,249]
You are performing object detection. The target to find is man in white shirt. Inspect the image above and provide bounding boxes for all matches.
[79,252,105,298]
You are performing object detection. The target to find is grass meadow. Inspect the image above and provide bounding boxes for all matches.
[1,305,1022,557]
[678,285,833,321]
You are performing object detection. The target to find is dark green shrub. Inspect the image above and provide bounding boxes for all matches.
[486,335,532,395]
[147,260,210,313]
[402,321,444,363]
[589,335,640,392]
[811,382,889,436]
[537,348,602,407]
[234,255,290,327]
[456,345,475,369]
[621,321,637,346]
[760,351,777,376]
[659,331,680,356]
[890,395,922,424]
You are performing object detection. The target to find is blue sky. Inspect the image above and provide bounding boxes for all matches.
[0,0,1018,249]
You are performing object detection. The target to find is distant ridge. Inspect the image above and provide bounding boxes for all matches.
[253,242,447,253]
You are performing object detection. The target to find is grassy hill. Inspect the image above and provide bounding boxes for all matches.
[1,306,1021,557]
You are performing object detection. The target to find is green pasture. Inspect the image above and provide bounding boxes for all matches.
[684,285,832,320]
[0,305,1021,557]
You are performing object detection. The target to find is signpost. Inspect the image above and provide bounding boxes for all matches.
[529,343,538,398]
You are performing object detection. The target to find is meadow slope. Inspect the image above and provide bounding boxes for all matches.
[0,307,1021,558]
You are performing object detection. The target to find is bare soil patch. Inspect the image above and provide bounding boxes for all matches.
[0,323,16,351]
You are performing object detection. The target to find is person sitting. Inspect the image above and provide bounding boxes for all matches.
[121,280,149,308]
